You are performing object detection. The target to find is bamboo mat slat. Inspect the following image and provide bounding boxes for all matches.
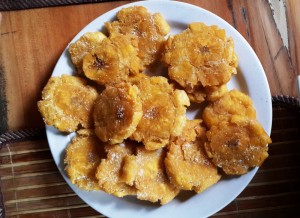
[0,103,300,217]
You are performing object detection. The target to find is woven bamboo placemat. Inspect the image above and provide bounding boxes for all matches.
[0,96,299,217]
[0,0,123,11]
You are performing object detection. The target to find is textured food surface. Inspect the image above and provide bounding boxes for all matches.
[129,74,190,150]
[106,6,170,69]
[65,130,105,190]
[163,22,238,103]
[95,142,137,197]
[203,89,256,128]
[82,35,141,85]
[37,75,98,132]
[165,120,221,192]
[69,32,107,74]
[205,116,271,175]
[122,146,180,204]
[93,83,143,144]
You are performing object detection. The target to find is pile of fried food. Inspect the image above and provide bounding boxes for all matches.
[38,6,272,205]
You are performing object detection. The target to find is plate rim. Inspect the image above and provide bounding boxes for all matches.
[46,1,273,217]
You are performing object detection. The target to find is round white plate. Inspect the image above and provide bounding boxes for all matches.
[46,1,272,217]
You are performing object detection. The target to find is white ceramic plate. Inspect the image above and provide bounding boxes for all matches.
[46,1,272,217]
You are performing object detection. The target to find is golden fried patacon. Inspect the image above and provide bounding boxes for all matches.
[205,116,271,175]
[64,129,105,190]
[203,90,256,128]
[129,74,190,150]
[82,35,141,85]
[205,84,228,102]
[95,142,136,197]
[105,6,170,68]
[163,22,238,102]
[69,32,107,74]
[37,75,98,132]
[185,85,206,104]
[186,84,228,103]
[122,147,179,204]
[165,120,221,193]
[93,83,143,144]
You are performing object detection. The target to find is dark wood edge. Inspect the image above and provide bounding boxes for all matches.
[0,128,46,148]
[0,180,4,218]
[0,0,123,11]
[272,95,300,112]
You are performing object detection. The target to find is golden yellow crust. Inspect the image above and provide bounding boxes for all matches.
[162,22,238,100]
[82,35,141,85]
[64,130,105,190]
[184,85,206,104]
[205,116,271,175]
[95,142,136,197]
[105,6,170,68]
[205,84,228,102]
[69,32,107,74]
[37,75,98,132]
[93,83,143,144]
[185,84,228,103]
[165,120,221,193]
[129,74,190,150]
[122,147,179,205]
[203,90,256,128]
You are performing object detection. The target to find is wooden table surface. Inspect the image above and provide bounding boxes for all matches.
[0,0,300,217]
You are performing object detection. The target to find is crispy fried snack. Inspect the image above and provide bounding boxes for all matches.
[69,32,107,74]
[82,35,141,85]
[203,90,256,128]
[184,84,228,103]
[37,75,98,132]
[165,120,221,193]
[122,147,180,205]
[64,129,105,190]
[105,6,170,68]
[95,142,136,197]
[163,22,238,103]
[185,85,206,104]
[129,74,190,150]
[205,84,228,102]
[93,83,143,144]
[205,116,271,175]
